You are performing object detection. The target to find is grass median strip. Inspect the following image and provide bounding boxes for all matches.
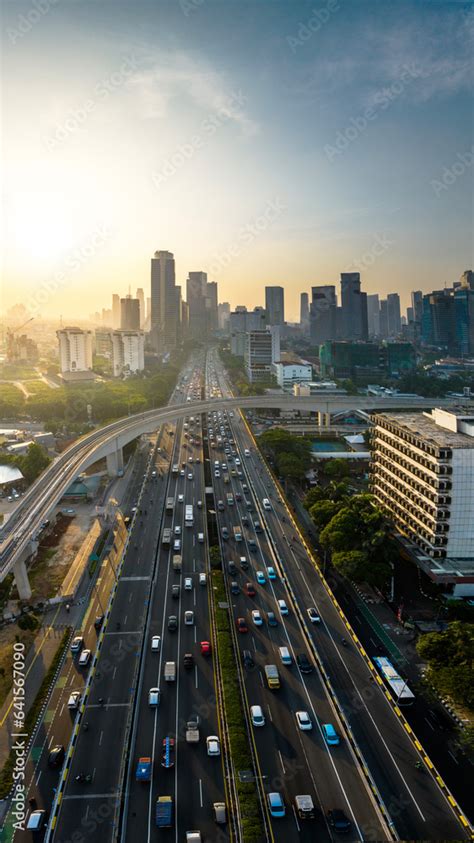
[211,571,264,843]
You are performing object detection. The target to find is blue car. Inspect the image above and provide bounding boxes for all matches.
[267,792,285,818]
[267,567,276,580]
[267,611,278,627]
[256,571,266,585]
[322,723,340,746]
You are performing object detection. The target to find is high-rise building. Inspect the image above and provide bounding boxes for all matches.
[387,293,402,336]
[300,293,309,333]
[120,295,140,331]
[187,271,208,338]
[95,329,113,358]
[112,294,121,329]
[136,288,145,328]
[379,299,388,337]
[101,308,113,326]
[230,307,267,356]
[460,270,474,289]
[411,290,423,324]
[319,341,415,380]
[406,306,414,324]
[111,331,145,377]
[265,286,285,326]
[310,286,337,345]
[367,294,380,337]
[206,281,218,332]
[57,327,93,377]
[218,302,231,331]
[244,330,278,382]
[340,273,368,340]
[150,250,179,352]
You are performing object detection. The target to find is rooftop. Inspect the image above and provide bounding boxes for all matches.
[374,408,474,449]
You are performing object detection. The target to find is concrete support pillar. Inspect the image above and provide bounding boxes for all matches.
[324,412,331,428]
[318,411,324,428]
[13,558,32,600]
[106,446,124,477]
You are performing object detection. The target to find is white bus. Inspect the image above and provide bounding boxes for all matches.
[185,505,194,527]
[373,656,415,705]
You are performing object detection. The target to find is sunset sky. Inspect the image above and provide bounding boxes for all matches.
[1,0,473,320]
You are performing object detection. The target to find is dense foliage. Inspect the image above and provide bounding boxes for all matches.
[218,347,269,395]
[417,622,474,710]
[259,428,312,482]
[1,442,51,484]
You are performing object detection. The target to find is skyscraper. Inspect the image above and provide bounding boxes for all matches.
[411,290,423,324]
[379,299,388,337]
[206,281,218,332]
[265,286,285,326]
[367,294,380,337]
[309,286,337,345]
[150,250,178,352]
[387,293,401,336]
[112,294,121,329]
[120,295,140,331]
[300,293,309,333]
[218,302,231,331]
[136,288,145,328]
[340,273,368,340]
[187,271,208,338]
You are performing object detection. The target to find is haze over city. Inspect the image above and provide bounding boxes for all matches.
[2,0,473,319]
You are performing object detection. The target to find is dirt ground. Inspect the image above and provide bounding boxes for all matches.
[0,624,37,707]
[27,512,95,600]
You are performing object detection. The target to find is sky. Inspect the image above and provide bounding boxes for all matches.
[1,0,473,321]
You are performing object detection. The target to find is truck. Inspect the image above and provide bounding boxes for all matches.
[172,554,182,572]
[185,716,200,743]
[136,757,151,781]
[186,834,202,843]
[223,473,230,484]
[233,526,242,542]
[162,528,172,546]
[156,796,173,827]
[166,497,174,513]
[264,664,280,689]
[164,661,176,682]
[294,795,315,819]
[185,505,194,527]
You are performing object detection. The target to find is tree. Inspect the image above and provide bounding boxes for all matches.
[309,500,340,530]
[322,459,350,480]
[332,550,369,580]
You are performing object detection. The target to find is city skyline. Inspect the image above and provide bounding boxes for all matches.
[2,0,473,319]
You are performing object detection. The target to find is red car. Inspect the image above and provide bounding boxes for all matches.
[236,617,248,633]
[245,582,256,597]
[200,640,212,656]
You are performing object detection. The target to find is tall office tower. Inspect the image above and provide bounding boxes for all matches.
[120,295,140,331]
[407,307,414,323]
[460,270,474,289]
[101,308,113,326]
[57,327,93,375]
[411,290,423,323]
[309,286,337,345]
[181,300,190,334]
[300,293,309,333]
[187,271,208,338]
[230,307,267,356]
[150,250,178,352]
[387,293,402,336]
[175,286,183,342]
[340,273,368,340]
[111,331,145,377]
[112,294,121,329]
[136,288,145,328]
[206,281,218,332]
[218,302,231,331]
[265,286,285,326]
[379,299,388,337]
[367,294,380,337]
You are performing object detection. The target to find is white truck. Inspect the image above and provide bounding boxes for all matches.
[294,794,315,819]
[164,661,176,682]
[185,716,200,743]
[172,554,182,572]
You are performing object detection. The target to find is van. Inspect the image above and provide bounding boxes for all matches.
[278,646,292,665]
[164,661,176,682]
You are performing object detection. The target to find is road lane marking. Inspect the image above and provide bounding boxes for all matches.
[195,665,198,688]
[199,779,203,808]
[278,750,285,774]
[99,730,103,746]
[267,705,273,723]
[35,770,42,787]
[424,717,435,731]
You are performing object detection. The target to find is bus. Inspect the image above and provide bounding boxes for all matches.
[185,505,194,527]
[373,656,415,705]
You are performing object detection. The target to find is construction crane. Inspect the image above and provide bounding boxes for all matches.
[6,317,34,362]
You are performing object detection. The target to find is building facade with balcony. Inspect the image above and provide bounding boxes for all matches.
[370,408,474,593]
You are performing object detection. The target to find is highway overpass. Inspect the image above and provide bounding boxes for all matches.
[0,393,463,597]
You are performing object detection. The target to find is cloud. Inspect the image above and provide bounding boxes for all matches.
[125,51,259,137]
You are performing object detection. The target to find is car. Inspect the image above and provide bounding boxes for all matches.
[267,792,285,818]
[243,649,255,669]
[296,653,313,674]
[198,532,204,543]
[206,736,220,756]
[173,539,181,551]
[187,473,193,480]
[236,617,248,633]
[199,573,207,586]
[184,610,194,625]
[254,522,262,533]
[151,635,161,652]
[78,649,91,667]
[184,577,193,591]
[307,607,321,624]
[188,456,193,463]
[94,614,105,630]
[327,809,351,833]
[221,527,229,540]
[168,615,178,631]
[48,745,65,768]
[197,499,203,508]
[235,492,242,502]
[195,457,201,464]
[200,640,211,656]
[322,723,340,746]
[245,582,256,597]
[172,584,180,599]
[267,611,278,627]
[239,556,249,570]
[178,494,184,503]
[174,525,182,536]
[256,571,266,585]
[180,469,185,477]
[217,500,225,511]
[242,483,249,491]
[251,609,263,626]
[70,636,84,653]
[161,737,175,768]
[213,802,227,824]
[250,704,265,726]
[267,567,276,580]
[248,540,257,552]
[231,581,240,595]
[183,653,194,669]
[67,691,81,710]
[277,599,289,615]
[214,470,221,478]
[296,710,312,731]
[148,687,160,706]
[26,809,47,832]
[227,560,237,576]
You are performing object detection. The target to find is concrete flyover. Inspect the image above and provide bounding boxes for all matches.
[0,393,463,598]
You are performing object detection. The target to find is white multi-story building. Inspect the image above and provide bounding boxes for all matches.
[370,407,474,593]
[273,361,312,391]
[111,331,145,377]
[57,327,93,377]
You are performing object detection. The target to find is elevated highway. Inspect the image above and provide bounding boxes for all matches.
[0,393,462,597]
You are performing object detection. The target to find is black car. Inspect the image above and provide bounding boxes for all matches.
[297,653,313,674]
[94,614,104,630]
[254,522,262,533]
[243,650,255,669]
[228,561,237,575]
[327,809,351,833]
[172,584,180,599]
[248,540,257,552]
[241,515,249,526]
[48,745,65,769]
[183,653,194,669]
[168,616,178,631]
[231,581,240,595]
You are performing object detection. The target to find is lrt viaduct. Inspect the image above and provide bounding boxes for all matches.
[0,394,464,598]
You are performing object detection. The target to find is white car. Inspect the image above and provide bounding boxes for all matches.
[148,687,160,707]
[174,525,181,536]
[78,649,91,667]
[184,610,194,626]
[296,710,312,731]
[199,573,207,586]
[67,691,81,710]
[184,577,193,591]
[307,607,321,624]
[214,470,220,478]
[278,599,289,616]
[198,532,204,543]
[197,500,203,508]
[70,636,84,653]
[206,735,220,756]
[250,705,265,727]
[151,635,161,652]
[174,539,181,551]
[251,609,263,626]
[188,473,193,480]
[178,494,184,503]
